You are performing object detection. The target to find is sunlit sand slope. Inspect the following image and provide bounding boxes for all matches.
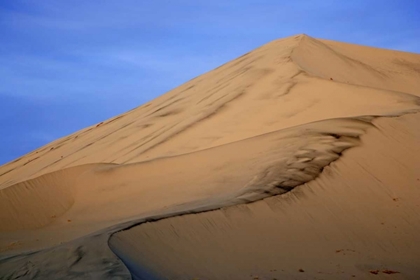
[1,35,419,189]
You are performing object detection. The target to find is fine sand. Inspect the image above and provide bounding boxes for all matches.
[1,34,420,279]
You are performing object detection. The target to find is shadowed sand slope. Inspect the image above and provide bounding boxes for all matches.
[109,112,420,280]
[1,34,420,279]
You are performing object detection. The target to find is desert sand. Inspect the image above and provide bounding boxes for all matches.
[1,34,420,279]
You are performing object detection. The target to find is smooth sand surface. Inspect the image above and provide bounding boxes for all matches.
[1,34,419,279]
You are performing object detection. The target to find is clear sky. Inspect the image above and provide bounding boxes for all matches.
[0,0,419,165]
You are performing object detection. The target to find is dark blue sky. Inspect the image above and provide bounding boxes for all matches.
[1,0,419,165]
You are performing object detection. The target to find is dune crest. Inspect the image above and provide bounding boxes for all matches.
[1,34,420,279]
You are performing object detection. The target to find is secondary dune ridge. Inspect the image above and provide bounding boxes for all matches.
[1,34,420,279]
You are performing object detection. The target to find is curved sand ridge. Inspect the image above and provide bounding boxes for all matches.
[1,34,420,279]
[0,117,371,233]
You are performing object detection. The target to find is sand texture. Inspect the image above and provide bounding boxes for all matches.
[1,34,420,279]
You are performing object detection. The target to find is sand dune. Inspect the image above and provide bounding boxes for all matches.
[1,34,420,279]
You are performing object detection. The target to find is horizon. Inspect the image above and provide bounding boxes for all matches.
[1,0,419,165]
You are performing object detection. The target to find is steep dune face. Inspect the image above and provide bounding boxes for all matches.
[1,34,420,279]
[293,35,420,95]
